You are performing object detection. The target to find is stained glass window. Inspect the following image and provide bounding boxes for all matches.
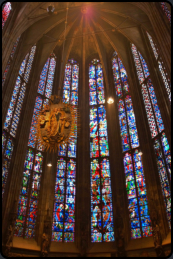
[112,51,151,239]
[14,150,43,238]
[28,54,56,149]
[2,136,14,197]
[124,151,152,238]
[2,45,36,198]
[89,59,114,242]
[15,53,56,239]
[2,36,21,88]
[131,43,171,229]
[161,133,171,181]
[52,59,78,242]
[2,2,11,29]
[63,59,79,105]
[154,139,171,229]
[161,2,171,24]
[146,32,171,104]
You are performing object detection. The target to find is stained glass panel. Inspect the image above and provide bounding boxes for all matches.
[141,84,158,138]
[131,44,145,84]
[161,133,171,181]
[19,53,29,77]
[158,61,171,103]
[125,96,139,149]
[147,79,164,133]
[24,46,36,83]
[161,2,171,23]
[38,59,49,95]
[139,53,150,79]
[45,57,56,99]
[118,100,130,152]
[2,2,11,29]
[154,139,171,229]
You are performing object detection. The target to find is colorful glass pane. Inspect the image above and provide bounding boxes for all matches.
[10,36,21,59]
[118,100,130,152]
[45,57,56,99]
[4,76,21,131]
[52,158,76,242]
[139,53,150,79]
[141,84,158,138]
[146,32,158,60]
[10,83,26,138]
[2,2,11,29]
[112,57,122,97]
[161,133,171,181]
[38,59,49,95]
[2,60,11,88]
[154,139,171,229]
[28,96,43,148]
[2,131,7,154]
[24,45,36,83]
[90,59,114,242]
[161,2,171,23]
[91,159,114,242]
[158,61,171,103]
[125,96,139,149]
[19,53,29,77]
[131,44,145,84]
[147,79,164,133]
[124,151,152,239]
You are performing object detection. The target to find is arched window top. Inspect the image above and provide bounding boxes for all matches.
[2,2,11,29]
[160,2,171,24]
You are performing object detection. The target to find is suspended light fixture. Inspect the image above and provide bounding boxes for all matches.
[47,4,55,15]
[107,97,114,104]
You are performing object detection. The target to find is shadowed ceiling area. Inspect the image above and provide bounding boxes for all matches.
[5,2,156,67]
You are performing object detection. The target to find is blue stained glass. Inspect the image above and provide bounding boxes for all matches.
[161,2,171,23]
[89,91,97,105]
[38,59,49,95]
[19,53,29,77]
[89,78,96,91]
[89,65,95,79]
[161,133,171,181]
[2,131,7,154]
[100,137,109,157]
[125,96,139,149]
[124,151,152,239]
[71,91,78,105]
[118,100,130,152]
[131,44,145,84]
[112,57,122,97]
[45,57,56,99]
[139,53,150,79]
[141,84,158,138]
[24,46,36,83]
[4,77,21,131]
[158,61,171,103]
[147,79,164,133]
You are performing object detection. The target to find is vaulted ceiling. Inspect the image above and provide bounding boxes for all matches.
[3,2,157,85]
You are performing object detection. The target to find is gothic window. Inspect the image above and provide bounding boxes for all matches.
[2,36,21,88]
[2,2,11,29]
[160,2,171,24]
[146,31,171,104]
[89,59,115,243]
[131,44,171,229]
[52,59,78,242]
[112,51,152,239]
[14,54,56,239]
[2,45,36,198]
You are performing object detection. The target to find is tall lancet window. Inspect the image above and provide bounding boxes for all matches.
[2,45,36,198]
[52,59,78,242]
[2,36,21,88]
[160,2,171,24]
[112,51,152,239]
[14,54,56,238]
[89,59,115,243]
[146,31,171,104]
[131,44,171,229]
[2,2,11,29]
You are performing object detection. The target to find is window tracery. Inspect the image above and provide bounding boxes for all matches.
[2,45,36,198]
[112,51,152,239]
[52,59,78,242]
[131,44,171,229]
[14,53,56,238]
[89,59,115,242]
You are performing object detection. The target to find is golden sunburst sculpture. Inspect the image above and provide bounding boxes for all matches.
[36,95,79,152]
